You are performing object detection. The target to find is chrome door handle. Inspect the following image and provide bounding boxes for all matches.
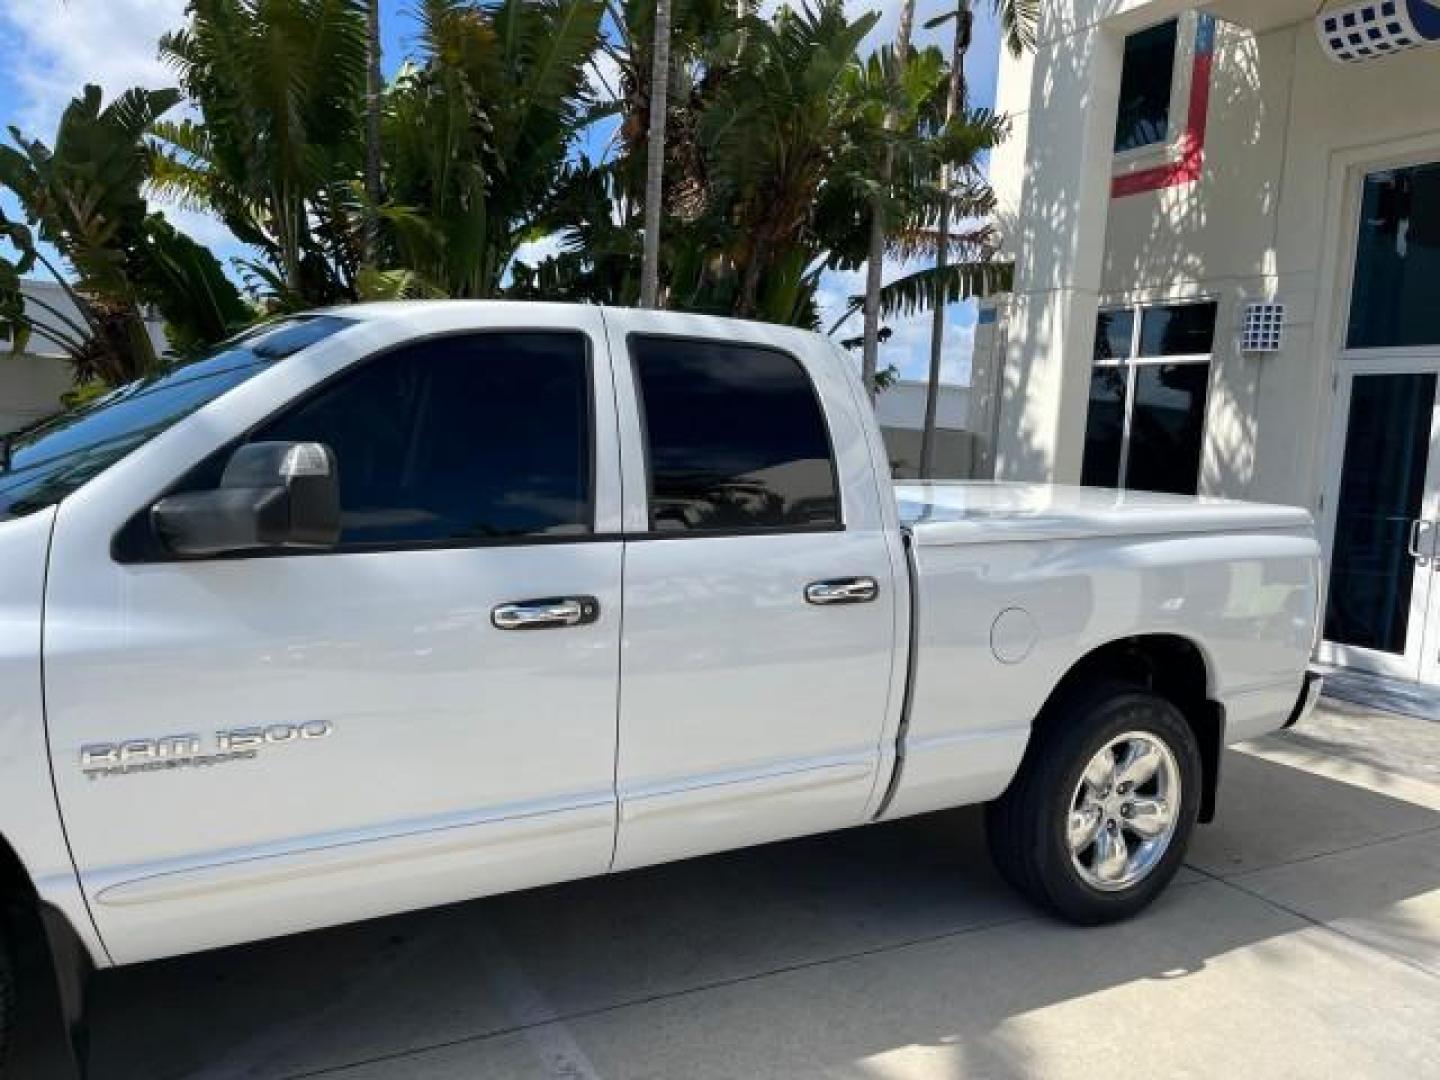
[1411,519,1440,566]
[491,596,600,630]
[1409,519,1432,562]
[805,577,879,606]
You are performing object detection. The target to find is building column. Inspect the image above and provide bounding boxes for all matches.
[990,19,1127,483]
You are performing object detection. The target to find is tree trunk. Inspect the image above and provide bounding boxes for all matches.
[364,0,383,266]
[920,2,971,478]
[860,0,916,400]
[640,0,673,309]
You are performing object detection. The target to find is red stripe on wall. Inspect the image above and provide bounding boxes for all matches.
[1111,43,1213,198]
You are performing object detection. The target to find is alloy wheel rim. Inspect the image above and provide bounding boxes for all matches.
[1066,731,1181,892]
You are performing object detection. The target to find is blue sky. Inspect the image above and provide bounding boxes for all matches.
[0,0,1001,384]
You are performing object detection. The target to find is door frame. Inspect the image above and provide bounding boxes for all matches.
[1317,351,1440,683]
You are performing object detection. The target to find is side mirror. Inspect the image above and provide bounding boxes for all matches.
[152,441,341,557]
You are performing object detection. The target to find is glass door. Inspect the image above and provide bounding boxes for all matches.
[1319,359,1440,683]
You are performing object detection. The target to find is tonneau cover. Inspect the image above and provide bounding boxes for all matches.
[896,481,1313,546]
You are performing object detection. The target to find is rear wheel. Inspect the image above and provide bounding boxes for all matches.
[986,682,1202,924]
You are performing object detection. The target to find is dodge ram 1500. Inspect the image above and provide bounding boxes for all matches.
[0,303,1322,1073]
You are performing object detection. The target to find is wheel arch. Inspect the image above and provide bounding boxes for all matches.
[0,832,90,1076]
[1034,635,1225,824]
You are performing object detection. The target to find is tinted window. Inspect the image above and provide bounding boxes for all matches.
[1124,363,1210,495]
[0,317,351,521]
[1081,366,1128,487]
[1095,309,1136,361]
[257,333,591,545]
[1114,20,1178,153]
[1139,302,1217,356]
[1348,164,1440,349]
[1325,373,1436,653]
[630,337,839,532]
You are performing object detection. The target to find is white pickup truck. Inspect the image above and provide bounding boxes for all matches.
[0,302,1321,1072]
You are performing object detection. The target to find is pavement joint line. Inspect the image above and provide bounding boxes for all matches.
[277,876,1229,1078]
[187,910,453,1080]
[1184,861,1440,984]
[1187,821,1440,883]
[278,908,1047,1079]
[465,919,605,1080]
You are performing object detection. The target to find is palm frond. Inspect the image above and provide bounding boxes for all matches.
[842,259,1013,322]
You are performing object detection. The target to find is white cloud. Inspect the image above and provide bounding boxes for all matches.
[0,0,255,274]
[0,0,188,137]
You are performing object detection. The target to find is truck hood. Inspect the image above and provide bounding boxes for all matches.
[895,482,1314,547]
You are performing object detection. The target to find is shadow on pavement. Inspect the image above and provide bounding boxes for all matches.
[86,748,1440,1079]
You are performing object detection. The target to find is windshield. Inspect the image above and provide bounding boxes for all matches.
[0,316,353,522]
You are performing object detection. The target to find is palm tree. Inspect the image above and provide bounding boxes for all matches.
[153,0,369,309]
[679,1,879,323]
[859,0,916,399]
[0,85,248,385]
[376,0,605,298]
[918,0,1035,476]
[364,0,383,265]
[640,0,672,308]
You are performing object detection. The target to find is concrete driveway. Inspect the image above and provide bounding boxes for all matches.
[88,702,1440,1079]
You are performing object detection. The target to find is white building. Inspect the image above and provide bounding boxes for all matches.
[1,280,82,434]
[875,379,975,477]
[976,0,1440,691]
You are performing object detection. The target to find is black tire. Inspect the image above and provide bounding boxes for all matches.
[986,680,1202,924]
[0,921,12,1078]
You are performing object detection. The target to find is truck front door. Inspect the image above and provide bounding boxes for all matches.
[43,309,624,964]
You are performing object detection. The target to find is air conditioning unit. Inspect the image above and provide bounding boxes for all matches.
[1317,0,1440,64]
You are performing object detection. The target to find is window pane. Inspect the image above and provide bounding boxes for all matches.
[1095,309,1136,361]
[0,317,353,522]
[260,333,591,545]
[1081,365,1128,488]
[1324,373,1436,654]
[1139,301,1217,356]
[1124,363,1210,495]
[631,337,839,532]
[1348,164,1440,349]
[1114,20,1178,153]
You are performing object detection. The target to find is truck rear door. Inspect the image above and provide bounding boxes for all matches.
[604,314,906,870]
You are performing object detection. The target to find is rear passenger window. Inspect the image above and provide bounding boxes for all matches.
[630,337,840,533]
[257,332,592,546]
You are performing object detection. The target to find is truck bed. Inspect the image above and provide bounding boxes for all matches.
[895,481,1314,546]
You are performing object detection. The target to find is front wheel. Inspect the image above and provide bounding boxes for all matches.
[986,683,1202,924]
[0,920,13,1077]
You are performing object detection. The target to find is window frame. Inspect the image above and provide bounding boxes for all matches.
[1087,299,1218,493]
[625,331,846,540]
[114,327,606,562]
[1113,17,1182,157]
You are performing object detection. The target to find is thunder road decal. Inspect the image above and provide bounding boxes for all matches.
[80,721,333,780]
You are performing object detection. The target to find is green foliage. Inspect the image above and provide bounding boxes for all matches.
[0,84,246,385]
[376,0,605,298]
[154,0,370,309]
[1,0,1025,396]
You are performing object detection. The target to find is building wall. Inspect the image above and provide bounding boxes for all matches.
[987,0,1440,512]
[873,379,975,479]
[1,279,171,434]
[0,353,72,435]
